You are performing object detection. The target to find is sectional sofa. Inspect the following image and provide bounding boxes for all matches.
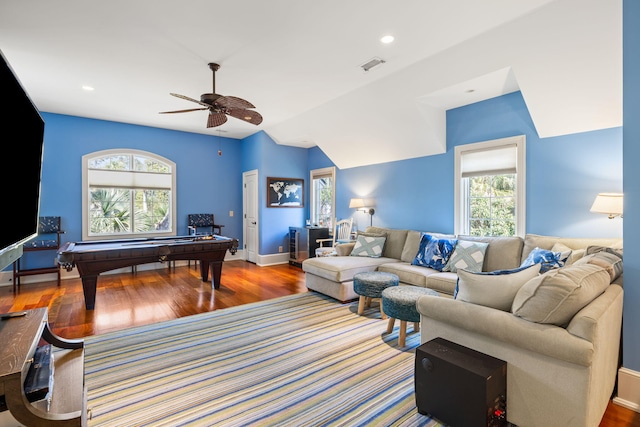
[301,226,621,302]
[301,226,623,427]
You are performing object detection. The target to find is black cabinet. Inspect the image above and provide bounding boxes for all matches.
[289,226,329,267]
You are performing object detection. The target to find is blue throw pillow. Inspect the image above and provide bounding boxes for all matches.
[411,233,458,271]
[520,247,571,273]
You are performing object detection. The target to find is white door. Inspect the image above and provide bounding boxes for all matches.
[243,170,258,263]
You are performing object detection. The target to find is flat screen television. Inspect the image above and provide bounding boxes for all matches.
[0,49,44,271]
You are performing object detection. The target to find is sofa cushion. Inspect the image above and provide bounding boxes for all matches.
[424,272,459,295]
[520,247,572,273]
[455,264,541,311]
[443,240,489,273]
[411,233,458,272]
[456,235,524,272]
[552,242,585,265]
[302,256,399,283]
[574,250,623,282]
[364,227,408,259]
[521,234,623,264]
[350,235,386,257]
[377,263,434,287]
[512,263,611,327]
[335,242,355,256]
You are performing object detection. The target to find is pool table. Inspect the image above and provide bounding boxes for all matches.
[57,235,239,310]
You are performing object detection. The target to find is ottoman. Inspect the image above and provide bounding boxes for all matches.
[353,271,399,319]
[382,286,439,347]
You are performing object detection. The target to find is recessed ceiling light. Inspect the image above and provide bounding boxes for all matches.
[82,85,94,91]
[380,35,395,44]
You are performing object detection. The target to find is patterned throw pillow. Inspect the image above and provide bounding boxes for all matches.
[350,235,386,258]
[443,240,489,273]
[411,233,458,271]
[520,247,572,273]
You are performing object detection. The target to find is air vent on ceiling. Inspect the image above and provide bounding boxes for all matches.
[360,57,386,72]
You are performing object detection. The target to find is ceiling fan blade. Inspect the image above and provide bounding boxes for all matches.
[227,108,263,126]
[159,107,208,114]
[207,111,228,128]
[170,93,212,108]
[215,96,256,109]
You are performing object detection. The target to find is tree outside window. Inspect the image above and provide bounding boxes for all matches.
[83,150,176,240]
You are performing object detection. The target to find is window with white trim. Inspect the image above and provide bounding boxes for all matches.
[82,149,177,240]
[454,135,526,237]
[310,167,336,230]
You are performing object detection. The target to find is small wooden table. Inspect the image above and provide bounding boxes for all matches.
[0,308,86,426]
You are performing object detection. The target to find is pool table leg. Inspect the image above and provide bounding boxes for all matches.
[200,261,223,289]
[81,275,98,310]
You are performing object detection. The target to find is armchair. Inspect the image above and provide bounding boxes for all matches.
[315,218,353,257]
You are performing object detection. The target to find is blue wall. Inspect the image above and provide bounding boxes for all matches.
[623,0,640,372]
[320,92,622,240]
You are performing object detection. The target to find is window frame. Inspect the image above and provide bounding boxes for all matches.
[82,148,177,241]
[309,166,336,230]
[454,135,526,237]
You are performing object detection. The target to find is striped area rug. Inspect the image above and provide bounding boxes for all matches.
[84,292,440,427]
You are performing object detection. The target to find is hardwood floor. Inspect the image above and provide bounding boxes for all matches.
[1,260,638,426]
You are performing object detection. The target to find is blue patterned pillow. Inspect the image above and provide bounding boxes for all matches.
[411,233,458,271]
[520,247,572,273]
[350,235,386,257]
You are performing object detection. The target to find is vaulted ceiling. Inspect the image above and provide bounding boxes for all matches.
[0,0,621,169]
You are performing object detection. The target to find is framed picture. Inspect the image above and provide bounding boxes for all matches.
[267,177,304,207]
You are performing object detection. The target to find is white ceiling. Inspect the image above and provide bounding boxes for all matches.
[0,0,621,169]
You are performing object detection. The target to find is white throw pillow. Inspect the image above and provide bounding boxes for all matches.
[443,240,489,273]
[512,263,610,327]
[349,235,386,257]
[455,264,540,312]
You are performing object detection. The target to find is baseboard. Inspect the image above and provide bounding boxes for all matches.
[613,367,640,412]
[257,252,290,266]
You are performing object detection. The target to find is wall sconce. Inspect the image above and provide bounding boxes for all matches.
[590,193,623,219]
[349,198,375,226]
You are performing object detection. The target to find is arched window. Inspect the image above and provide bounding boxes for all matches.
[82,149,176,240]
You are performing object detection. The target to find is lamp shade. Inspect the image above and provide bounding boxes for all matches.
[590,193,623,218]
[349,198,366,209]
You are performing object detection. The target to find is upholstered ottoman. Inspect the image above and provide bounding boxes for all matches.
[382,286,439,346]
[353,271,399,319]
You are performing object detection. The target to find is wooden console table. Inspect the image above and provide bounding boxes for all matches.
[0,308,86,426]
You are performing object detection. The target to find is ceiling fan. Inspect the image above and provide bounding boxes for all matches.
[160,63,263,128]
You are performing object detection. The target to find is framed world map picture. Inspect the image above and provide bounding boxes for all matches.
[267,177,304,207]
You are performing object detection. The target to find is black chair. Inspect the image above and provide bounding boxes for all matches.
[187,213,224,236]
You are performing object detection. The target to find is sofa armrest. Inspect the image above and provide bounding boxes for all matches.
[416,295,594,366]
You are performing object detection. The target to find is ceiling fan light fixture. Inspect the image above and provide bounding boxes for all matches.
[160,63,262,128]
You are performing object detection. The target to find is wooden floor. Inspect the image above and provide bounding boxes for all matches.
[1,260,638,426]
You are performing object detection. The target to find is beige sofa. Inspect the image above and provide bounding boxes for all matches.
[302,226,587,302]
[302,227,623,426]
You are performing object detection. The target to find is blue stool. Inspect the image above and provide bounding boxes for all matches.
[353,271,399,319]
[382,286,439,346]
